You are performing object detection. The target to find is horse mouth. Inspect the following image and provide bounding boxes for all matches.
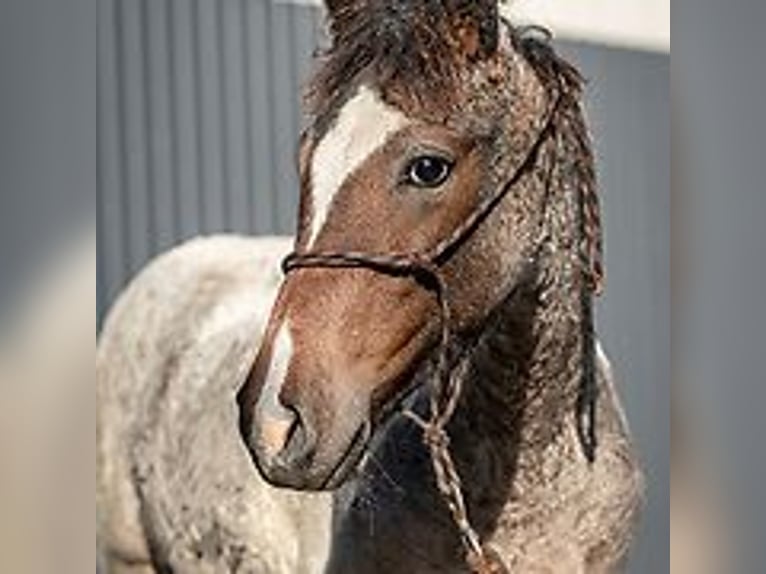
[316,369,423,491]
[320,421,371,490]
[316,353,429,491]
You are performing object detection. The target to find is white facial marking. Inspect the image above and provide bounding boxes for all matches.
[308,85,409,247]
[256,322,294,453]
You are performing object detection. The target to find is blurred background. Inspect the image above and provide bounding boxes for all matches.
[17,0,756,573]
[95,1,669,572]
[1,2,94,573]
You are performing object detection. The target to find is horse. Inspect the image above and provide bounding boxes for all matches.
[97,2,643,572]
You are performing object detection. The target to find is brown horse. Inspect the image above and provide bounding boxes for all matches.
[97,2,642,573]
[236,1,642,572]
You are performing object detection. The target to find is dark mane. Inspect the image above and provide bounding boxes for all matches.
[501,24,602,291]
[512,25,581,96]
[515,26,604,461]
[308,12,581,115]
[308,1,498,116]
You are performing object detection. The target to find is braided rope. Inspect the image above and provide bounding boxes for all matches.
[283,252,500,571]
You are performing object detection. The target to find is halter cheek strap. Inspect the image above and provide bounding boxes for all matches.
[279,87,597,572]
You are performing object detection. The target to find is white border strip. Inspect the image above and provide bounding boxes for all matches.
[505,0,669,54]
[279,0,669,54]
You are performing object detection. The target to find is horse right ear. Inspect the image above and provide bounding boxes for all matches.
[442,0,500,59]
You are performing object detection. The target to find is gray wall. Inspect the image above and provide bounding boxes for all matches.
[97,2,669,572]
[566,43,670,574]
[675,1,766,569]
[0,0,95,316]
[98,0,319,315]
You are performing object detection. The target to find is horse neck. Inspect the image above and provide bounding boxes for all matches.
[447,267,584,524]
[329,260,586,571]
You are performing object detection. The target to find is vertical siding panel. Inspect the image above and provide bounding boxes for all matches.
[239,0,255,233]
[291,5,317,132]
[245,0,275,235]
[221,0,250,234]
[98,0,124,305]
[140,0,158,255]
[99,0,325,314]
[146,0,176,251]
[170,0,201,240]
[269,2,299,235]
[119,0,151,274]
[195,0,226,233]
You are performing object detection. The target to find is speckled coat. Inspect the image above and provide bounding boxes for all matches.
[97,235,642,574]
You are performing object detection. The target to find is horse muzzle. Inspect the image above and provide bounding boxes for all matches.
[237,378,371,491]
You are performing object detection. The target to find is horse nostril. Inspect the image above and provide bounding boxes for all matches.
[254,397,315,467]
[255,401,292,453]
[278,406,314,466]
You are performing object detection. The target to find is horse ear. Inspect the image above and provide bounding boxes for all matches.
[322,1,499,59]
[442,0,500,58]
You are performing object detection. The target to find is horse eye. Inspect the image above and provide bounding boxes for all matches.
[405,155,454,188]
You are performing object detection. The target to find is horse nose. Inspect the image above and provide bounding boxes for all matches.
[251,397,316,468]
[275,405,315,466]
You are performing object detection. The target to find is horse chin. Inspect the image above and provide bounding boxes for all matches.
[254,419,371,492]
[318,421,371,490]
[312,371,424,491]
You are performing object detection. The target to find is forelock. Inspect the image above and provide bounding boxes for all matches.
[309,1,500,120]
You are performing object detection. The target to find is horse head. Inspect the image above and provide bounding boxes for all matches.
[237,0,602,490]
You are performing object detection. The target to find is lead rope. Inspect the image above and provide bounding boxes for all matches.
[281,90,564,574]
[282,252,504,573]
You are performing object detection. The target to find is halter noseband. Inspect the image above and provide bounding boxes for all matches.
[279,89,590,573]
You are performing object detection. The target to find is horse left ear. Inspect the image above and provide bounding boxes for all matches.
[443,0,500,59]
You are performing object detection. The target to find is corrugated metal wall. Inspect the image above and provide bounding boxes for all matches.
[97,3,669,572]
[98,0,322,313]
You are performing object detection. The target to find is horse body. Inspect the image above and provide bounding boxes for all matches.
[97,235,641,574]
[99,2,644,571]
[97,236,332,574]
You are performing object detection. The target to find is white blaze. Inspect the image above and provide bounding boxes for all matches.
[308,85,409,247]
[256,322,294,452]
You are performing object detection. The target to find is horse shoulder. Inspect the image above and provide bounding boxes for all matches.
[580,343,645,571]
[98,236,333,574]
[565,344,645,572]
[489,343,644,573]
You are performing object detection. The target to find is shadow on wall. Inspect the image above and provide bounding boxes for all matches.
[0,229,95,574]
